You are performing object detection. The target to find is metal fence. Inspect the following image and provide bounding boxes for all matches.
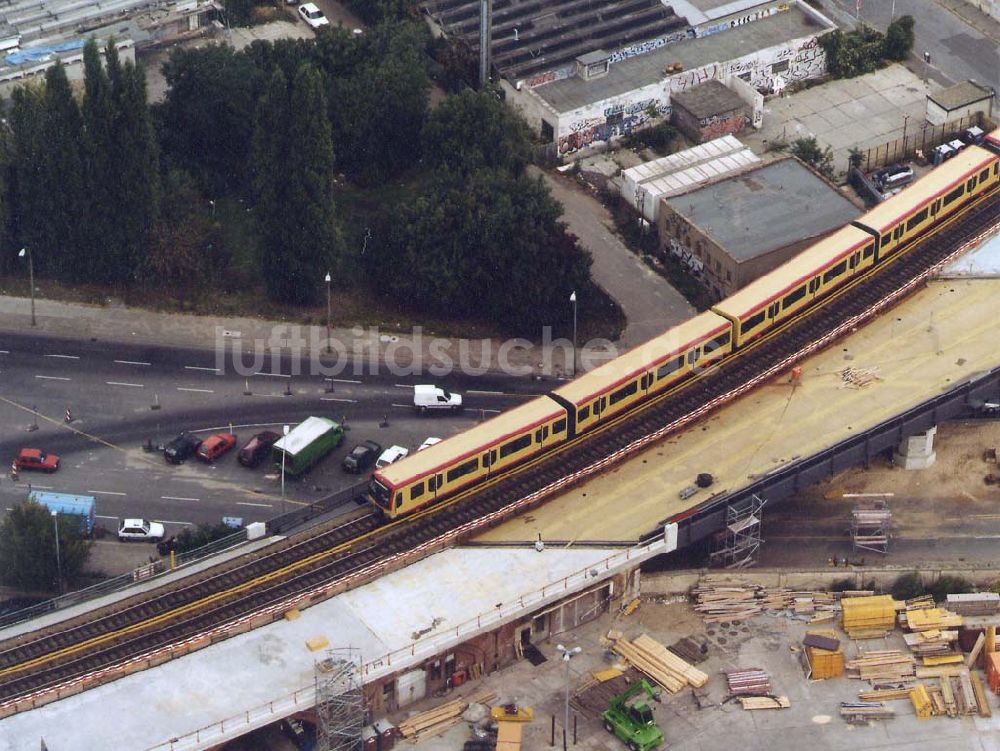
[861,113,991,172]
[265,482,367,535]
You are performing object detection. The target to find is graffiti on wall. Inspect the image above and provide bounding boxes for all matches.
[696,1,789,37]
[699,113,750,141]
[559,99,669,155]
[525,64,574,89]
[668,62,725,94]
[716,36,826,95]
[608,29,693,64]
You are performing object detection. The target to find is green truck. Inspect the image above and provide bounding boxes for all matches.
[272,416,344,476]
[601,679,664,751]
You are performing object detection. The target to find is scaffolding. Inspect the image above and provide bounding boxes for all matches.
[851,499,891,554]
[315,648,365,751]
[710,495,765,569]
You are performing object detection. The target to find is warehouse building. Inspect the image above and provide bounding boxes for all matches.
[658,158,861,299]
[925,80,996,126]
[671,79,751,143]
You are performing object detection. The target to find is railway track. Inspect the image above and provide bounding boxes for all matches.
[0,192,997,707]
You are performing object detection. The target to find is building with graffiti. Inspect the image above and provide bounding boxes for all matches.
[671,79,751,142]
[499,0,835,158]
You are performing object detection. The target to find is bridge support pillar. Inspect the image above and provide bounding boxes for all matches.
[894,426,937,470]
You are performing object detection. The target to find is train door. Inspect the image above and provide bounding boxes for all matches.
[593,396,606,423]
[848,251,861,273]
[640,371,653,394]
[808,276,821,297]
[482,449,498,477]
[429,473,444,497]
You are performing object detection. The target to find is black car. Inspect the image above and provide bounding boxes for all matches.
[237,430,281,468]
[341,440,381,473]
[164,432,202,464]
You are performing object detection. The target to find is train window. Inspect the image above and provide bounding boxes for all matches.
[499,434,532,459]
[656,356,684,379]
[782,285,807,309]
[943,184,965,206]
[578,406,590,421]
[707,331,731,351]
[995,163,999,175]
[981,168,990,182]
[740,311,766,334]
[906,207,929,231]
[395,493,403,509]
[687,347,701,365]
[610,380,639,405]
[411,482,424,500]
[863,244,874,258]
[446,458,479,483]
[823,261,847,283]
[881,234,891,248]
[553,418,566,433]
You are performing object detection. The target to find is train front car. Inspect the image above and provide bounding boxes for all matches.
[366,396,568,520]
[854,145,999,260]
[549,311,734,437]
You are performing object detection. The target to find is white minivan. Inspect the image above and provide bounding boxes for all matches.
[413,385,463,414]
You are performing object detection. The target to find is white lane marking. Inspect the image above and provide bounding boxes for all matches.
[482,409,501,414]
[321,397,357,403]
[0,350,9,354]
[45,354,80,360]
[391,403,413,409]
[157,519,194,526]
[327,377,361,384]
[394,384,413,389]
[185,366,220,373]
[161,495,200,502]
[87,490,127,496]
[36,375,71,381]
[247,393,287,398]
[114,360,151,366]
[177,387,215,394]
[253,371,290,379]
[235,501,273,508]
[25,484,53,490]
[106,381,144,388]
[96,514,119,520]
[468,389,505,396]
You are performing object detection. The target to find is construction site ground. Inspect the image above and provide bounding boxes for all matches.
[399,598,1000,751]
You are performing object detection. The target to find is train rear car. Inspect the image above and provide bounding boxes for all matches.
[368,395,567,519]
[713,224,875,348]
[855,145,999,259]
[550,311,733,436]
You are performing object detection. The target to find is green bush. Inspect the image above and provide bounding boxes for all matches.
[173,521,237,555]
[890,572,925,601]
[926,575,972,603]
[829,577,856,592]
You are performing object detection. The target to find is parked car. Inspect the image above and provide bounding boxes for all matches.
[238,431,281,468]
[342,440,382,473]
[164,433,202,464]
[418,437,442,452]
[298,3,329,29]
[375,445,409,470]
[413,384,463,413]
[196,433,237,463]
[118,518,165,542]
[14,448,59,473]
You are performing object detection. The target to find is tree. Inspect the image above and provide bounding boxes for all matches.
[254,65,342,304]
[421,87,532,177]
[159,44,261,195]
[142,169,218,286]
[8,84,49,272]
[0,501,92,592]
[791,136,834,179]
[883,15,915,61]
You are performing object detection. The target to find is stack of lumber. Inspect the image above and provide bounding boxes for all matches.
[725,668,771,696]
[970,671,993,717]
[692,585,761,622]
[842,595,898,637]
[901,608,964,632]
[398,690,496,741]
[846,651,915,682]
[739,696,789,710]
[904,594,936,611]
[910,684,932,719]
[691,581,840,623]
[495,721,523,751]
[803,630,844,680]
[839,701,895,722]
[903,629,958,657]
[611,634,708,694]
[946,593,1000,617]
[858,687,915,701]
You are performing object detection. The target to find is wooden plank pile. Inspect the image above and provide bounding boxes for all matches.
[841,595,898,637]
[900,608,963,632]
[725,668,771,696]
[910,684,932,719]
[839,701,894,723]
[739,696,789,710]
[845,650,916,682]
[902,629,958,658]
[946,593,1000,617]
[803,629,844,679]
[611,634,708,694]
[397,689,496,741]
[904,594,935,611]
[858,687,915,701]
[691,581,839,623]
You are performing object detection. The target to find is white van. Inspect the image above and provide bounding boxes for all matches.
[413,384,463,413]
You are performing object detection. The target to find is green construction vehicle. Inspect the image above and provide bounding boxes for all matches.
[600,679,664,751]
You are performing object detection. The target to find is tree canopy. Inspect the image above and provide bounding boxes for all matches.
[0,501,92,592]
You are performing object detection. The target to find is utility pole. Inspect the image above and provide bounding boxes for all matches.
[19,248,35,327]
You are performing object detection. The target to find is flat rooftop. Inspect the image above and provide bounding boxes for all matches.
[476,275,1000,544]
[534,5,826,112]
[663,158,860,261]
[0,545,658,751]
[942,228,1000,277]
[928,80,994,111]
[672,79,746,118]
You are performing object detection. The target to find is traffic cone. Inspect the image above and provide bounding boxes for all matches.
[64,407,73,423]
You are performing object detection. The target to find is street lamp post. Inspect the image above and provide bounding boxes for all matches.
[556,644,581,749]
[209,199,216,217]
[569,291,577,377]
[923,51,931,84]
[51,510,62,594]
[18,248,35,327]
[280,424,290,515]
[324,272,332,353]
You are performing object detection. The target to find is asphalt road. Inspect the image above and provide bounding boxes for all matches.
[0,331,548,537]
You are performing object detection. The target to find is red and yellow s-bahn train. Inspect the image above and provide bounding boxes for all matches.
[368,128,1000,520]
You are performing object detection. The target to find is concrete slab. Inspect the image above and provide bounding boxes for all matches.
[942,227,1000,277]
[475,275,1000,545]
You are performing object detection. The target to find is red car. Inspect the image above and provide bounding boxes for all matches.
[196,433,237,462]
[14,448,60,472]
